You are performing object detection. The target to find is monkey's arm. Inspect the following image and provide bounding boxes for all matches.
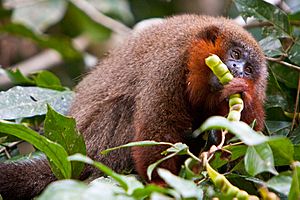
[0,156,56,200]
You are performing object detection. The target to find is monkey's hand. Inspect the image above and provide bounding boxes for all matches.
[219,78,252,103]
[219,77,264,130]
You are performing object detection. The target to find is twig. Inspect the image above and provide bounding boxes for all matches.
[290,73,300,131]
[266,57,300,71]
[4,148,11,159]
[0,141,21,154]
[70,0,131,36]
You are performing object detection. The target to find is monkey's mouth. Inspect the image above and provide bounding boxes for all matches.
[209,74,223,92]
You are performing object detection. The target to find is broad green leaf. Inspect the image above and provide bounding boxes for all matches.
[195,116,268,146]
[101,141,173,155]
[268,137,294,166]
[265,67,289,110]
[5,69,65,91]
[210,145,247,169]
[265,121,291,136]
[68,154,144,194]
[0,86,74,120]
[266,171,292,196]
[0,23,82,60]
[259,36,283,57]
[45,105,86,178]
[32,71,64,91]
[165,143,189,155]
[37,179,128,200]
[4,0,67,33]
[157,168,203,200]
[0,120,71,179]
[294,145,300,160]
[270,63,299,89]
[38,180,87,200]
[147,143,189,180]
[245,143,278,176]
[147,152,178,181]
[288,162,300,199]
[5,69,35,85]
[288,40,300,66]
[234,0,290,36]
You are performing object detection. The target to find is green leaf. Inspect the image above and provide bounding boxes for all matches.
[0,86,74,120]
[45,105,86,178]
[245,143,278,176]
[289,162,300,199]
[0,23,82,60]
[210,145,247,169]
[32,71,64,91]
[101,140,173,155]
[266,171,292,196]
[9,0,67,33]
[294,145,300,160]
[259,36,283,57]
[0,120,71,179]
[147,152,178,181]
[268,137,294,166]
[147,143,189,180]
[37,179,127,200]
[157,168,203,200]
[5,68,35,85]
[270,63,299,89]
[265,121,291,136]
[195,116,268,146]
[234,0,291,36]
[288,40,300,66]
[68,154,144,194]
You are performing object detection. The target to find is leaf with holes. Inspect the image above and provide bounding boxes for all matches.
[0,86,74,120]
[44,105,86,178]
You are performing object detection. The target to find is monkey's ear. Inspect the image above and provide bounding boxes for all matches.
[197,26,220,45]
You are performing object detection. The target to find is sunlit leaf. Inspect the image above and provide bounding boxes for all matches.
[37,179,128,200]
[45,106,86,178]
[268,137,294,166]
[195,116,268,146]
[157,168,203,200]
[4,0,67,33]
[288,162,300,199]
[266,171,292,196]
[245,143,278,176]
[0,86,74,120]
[0,120,71,179]
[259,36,283,57]
[234,0,290,36]
[68,154,144,194]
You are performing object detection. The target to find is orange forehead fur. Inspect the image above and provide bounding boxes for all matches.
[187,37,225,106]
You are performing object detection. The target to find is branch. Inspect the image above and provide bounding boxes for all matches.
[0,35,90,88]
[266,57,300,71]
[70,0,131,36]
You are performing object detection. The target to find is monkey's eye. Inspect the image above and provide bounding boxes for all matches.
[231,49,241,60]
[244,66,253,75]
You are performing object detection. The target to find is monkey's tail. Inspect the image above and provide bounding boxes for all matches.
[0,155,56,200]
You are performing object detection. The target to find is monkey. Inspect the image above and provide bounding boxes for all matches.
[0,15,268,200]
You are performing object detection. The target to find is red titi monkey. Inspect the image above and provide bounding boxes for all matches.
[0,15,267,200]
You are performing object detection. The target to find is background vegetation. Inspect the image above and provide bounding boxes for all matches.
[0,0,300,199]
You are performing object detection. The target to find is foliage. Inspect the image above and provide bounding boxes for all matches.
[0,0,300,199]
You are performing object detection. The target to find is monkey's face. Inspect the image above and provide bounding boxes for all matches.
[225,46,253,78]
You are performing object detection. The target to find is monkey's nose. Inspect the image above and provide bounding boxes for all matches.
[226,60,245,78]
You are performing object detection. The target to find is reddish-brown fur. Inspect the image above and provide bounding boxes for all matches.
[0,15,267,199]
